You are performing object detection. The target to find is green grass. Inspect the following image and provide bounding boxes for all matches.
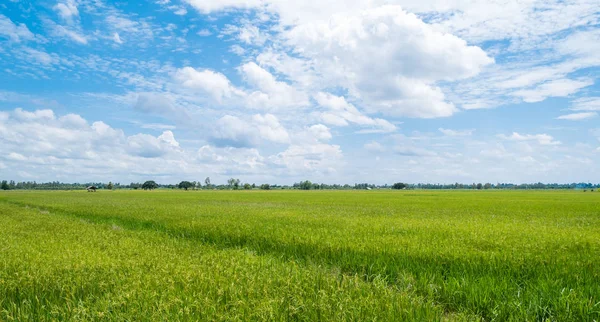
[1,190,599,321]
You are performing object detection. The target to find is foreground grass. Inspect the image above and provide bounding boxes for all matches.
[0,202,446,321]
[1,190,599,320]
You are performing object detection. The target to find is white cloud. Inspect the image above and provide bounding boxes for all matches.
[174,67,242,103]
[54,0,79,21]
[51,24,88,44]
[211,114,290,147]
[138,123,176,130]
[230,44,246,56]
[197,29,212,36]
[512,78,594,103]
[497,132,561,145]
[223,23,267,46]
[59,114,88,128]
[197,145,265,171]
[0,14,35,42]
[104,14,154,40]
[439,128,475,136]
[173,7,188,15]
[7,152,28,161]
[314,92,396,133]
[252,114,290,144]
[241,62,310,110]
[127,131,180,158]
[364,141,385,152]
[23,48,57,66]
[0,108,273,182]
[279,6,492,118]
[13,108,55,121]
[158,130,180,147]
[556,112,598,121]
[270,143,343,174]
[307,124,332,142]
[183,0,262,13]
[570,97,600,111]
[113,32,123,44]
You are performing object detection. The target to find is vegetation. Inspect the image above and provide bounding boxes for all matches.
[2,179,598,191]
[178,181,194,191]
[1,190,599,320]
[391,182,407,189]
[141,180,158,190]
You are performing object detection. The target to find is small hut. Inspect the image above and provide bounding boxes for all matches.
[87,186,97,192]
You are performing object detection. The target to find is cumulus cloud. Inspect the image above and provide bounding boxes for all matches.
[280,6,492,118]
[252,114,290,144]
[307,124,332,141]
[270,143,343,174]
[240,62,309,110]
[127,131,180,158]
[211,114,290,147]
[314,92,396,133]
[0,108,279,182]
[174,67,243,103]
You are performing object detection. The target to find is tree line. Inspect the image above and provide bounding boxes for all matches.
[1,179,598,191]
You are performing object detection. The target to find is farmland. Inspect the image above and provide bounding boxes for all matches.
[1,190,599,321]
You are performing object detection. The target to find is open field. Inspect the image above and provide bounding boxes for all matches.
[1,190,599,321]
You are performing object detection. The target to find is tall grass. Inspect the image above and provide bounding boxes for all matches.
[1,190,599,320]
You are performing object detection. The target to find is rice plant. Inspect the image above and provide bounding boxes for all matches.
[1,190,599,320]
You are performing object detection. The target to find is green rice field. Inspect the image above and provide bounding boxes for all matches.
[1,190,599,321]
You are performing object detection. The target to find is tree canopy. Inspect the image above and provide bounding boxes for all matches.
[142,180,159,190]
[178,181,194,190]
[391,182,407,190]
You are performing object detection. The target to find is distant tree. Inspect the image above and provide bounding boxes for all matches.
[299,180,312,190]
[483,183,492,190]
[107,182,114,190]
[227,178,240,190]
[252,183,256,189]
[142,180,159,190]
[1,180,9,190]
[178,181,194,191]
[476,183,483,190]
[391,182,407,190]
[260,184,271,190]
[130,182,141,190]
[205,177,211,188]
[243,183,251,190]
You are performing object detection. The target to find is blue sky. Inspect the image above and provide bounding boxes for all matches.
[0,0,599,185]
